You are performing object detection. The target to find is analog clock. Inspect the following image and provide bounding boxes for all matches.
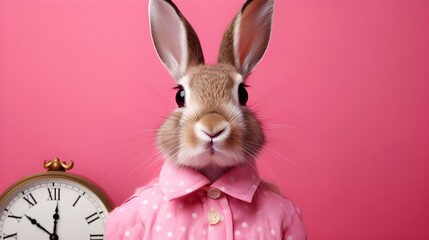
[0,158,113,240]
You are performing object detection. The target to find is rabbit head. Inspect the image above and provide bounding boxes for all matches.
[149,0,274,179]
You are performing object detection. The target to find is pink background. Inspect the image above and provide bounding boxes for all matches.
[1,0,428,239]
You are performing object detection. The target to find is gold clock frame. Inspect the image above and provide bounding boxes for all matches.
[0,158,113,212]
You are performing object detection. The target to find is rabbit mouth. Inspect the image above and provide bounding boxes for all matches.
[192,150,242,168]
[206,141,217,155]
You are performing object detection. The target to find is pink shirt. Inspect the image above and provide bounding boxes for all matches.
[105,162,306,240]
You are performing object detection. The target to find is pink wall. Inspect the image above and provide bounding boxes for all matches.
[1,0,428,239]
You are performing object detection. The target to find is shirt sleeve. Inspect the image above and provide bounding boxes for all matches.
[105,196,145,240]
[283,202,307,240]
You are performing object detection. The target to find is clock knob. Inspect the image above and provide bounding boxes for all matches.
[43,158,74,172]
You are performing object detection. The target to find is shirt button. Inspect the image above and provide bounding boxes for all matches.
[207,209,221,225]
[207,188,221,199]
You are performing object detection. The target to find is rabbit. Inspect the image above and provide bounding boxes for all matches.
[105,0,307,239]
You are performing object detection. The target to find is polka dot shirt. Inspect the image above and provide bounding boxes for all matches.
[105,162,306,240]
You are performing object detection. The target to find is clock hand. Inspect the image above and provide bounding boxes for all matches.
[24,214,52,235]
[53,202,59,234]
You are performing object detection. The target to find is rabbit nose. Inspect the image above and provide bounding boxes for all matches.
[197,125,230,142]
[204,128,226,139]
[195,113,231,142]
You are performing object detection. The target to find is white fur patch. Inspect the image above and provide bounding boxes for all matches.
[177,147,245,169]
[231,73,244,105]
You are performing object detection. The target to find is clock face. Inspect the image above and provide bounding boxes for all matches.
[0,175,110,240]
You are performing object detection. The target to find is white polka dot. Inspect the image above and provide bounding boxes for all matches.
[229,176,236,182]
[220,186,226,191]
[119,207,125,213]
[142,199,148,205]
[179,181,184,186]
[192,212,198,218]
[151,191,157,195]
[208,226,214,231]
[180,226,186,232]
[271,229,276,235]
[235,230,241,236]
[251,174,257,179]
[166,213,172,218]
[155,225,162,231]
[163,196,168,201]
[256,226,262,232]
[124,230,130,237]
[167,232,173,238]
[287,236,294,240]
[241,222,248,228]
[185,188,192,193]
[178,204,184,209]
[152,204,158,210]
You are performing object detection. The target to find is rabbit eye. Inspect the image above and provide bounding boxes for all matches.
[238,84,248,106]
[175,86,185,107]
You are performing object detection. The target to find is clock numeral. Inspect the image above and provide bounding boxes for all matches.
[2,233,18,239]
[85,211,103,224]
[72,195,82,207]
[47,188,61,201]
[7,213,23,223]
[22,192,37,208]
[89,234,104,240]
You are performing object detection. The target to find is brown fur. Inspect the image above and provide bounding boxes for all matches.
[157,64,265,166]
[242,108,265,157]
[218,16,237,67]
[156,111,182,160]
[188,64,235,109]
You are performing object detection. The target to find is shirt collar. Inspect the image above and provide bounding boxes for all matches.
[159,161,260,203]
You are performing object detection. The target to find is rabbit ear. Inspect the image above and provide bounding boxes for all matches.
[218,0,274,77]
[149,0,204,80]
